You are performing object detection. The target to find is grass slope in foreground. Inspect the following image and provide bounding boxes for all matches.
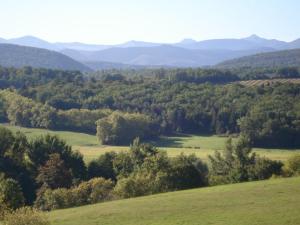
[49,177,300,225]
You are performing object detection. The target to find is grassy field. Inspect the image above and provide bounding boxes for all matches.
[74,145,299,163]
[49,177,300,225]
[2,124,99,146]
[2,124,299,162]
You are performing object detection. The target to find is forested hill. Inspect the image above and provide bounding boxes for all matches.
[0,44,92,72]
[217,49,300,68]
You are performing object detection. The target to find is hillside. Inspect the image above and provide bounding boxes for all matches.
[0,44,91,71]
[218,48,300,68]
[49,177,300,225]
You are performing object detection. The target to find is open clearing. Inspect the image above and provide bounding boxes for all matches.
[49,177,300,225]
[3,124,299,162]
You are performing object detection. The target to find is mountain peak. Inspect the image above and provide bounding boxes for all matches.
[118,40,159,48]
[244,34,265,41]
[10,35,47,42]
[179,38,197,44]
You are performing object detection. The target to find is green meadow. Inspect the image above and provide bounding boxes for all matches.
[3,124,300,162]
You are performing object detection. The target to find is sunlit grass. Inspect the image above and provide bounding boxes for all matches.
[3,124,300,163]
[49,177,300,225]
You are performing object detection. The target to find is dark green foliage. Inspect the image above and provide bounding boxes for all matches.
[0,174,25,210]
[1,66,300,147]
[0,127,90,208]
[96,112,158,145]
[113,139,208,198]
[247,158,283,180]
[239,94,300,148]
[36,154,73,189]
[28,134,86,180]
[169,154,208,189]
[88,152,117,180]
[112,152,134,178]
[56,109,111,133]
[0,127,35,204]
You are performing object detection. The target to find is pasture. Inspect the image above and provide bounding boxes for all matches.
[49,177,300,225]
[2,124,299,162]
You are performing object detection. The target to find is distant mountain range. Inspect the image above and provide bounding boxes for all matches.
[1,35,300,70]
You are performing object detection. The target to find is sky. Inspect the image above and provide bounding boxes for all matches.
[0,0,300,44]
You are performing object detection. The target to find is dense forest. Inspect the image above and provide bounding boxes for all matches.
[0,65,300,221]
[0,66,300,147]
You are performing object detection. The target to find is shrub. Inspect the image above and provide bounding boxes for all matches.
[0,175,25,210]
[89,177,115,203]
[247,157,283,180]
[169,154,208,190]
[2,207,49,225]
[88,152,117,180]
[113,172,159,198]
[283,154,300,176]
[35,177,114,210]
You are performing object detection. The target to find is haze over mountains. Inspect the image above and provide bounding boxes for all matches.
[1,34,300,70]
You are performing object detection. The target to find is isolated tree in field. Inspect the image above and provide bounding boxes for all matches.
[36,154,72,189]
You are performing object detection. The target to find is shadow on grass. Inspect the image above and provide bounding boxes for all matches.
[150,133,195,148]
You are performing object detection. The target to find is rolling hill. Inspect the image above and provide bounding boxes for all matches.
[49,177,300,225]
[0,44,91,71]
[217,48,300,68]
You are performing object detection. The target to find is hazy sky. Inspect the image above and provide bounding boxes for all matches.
[1,0,299,44]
